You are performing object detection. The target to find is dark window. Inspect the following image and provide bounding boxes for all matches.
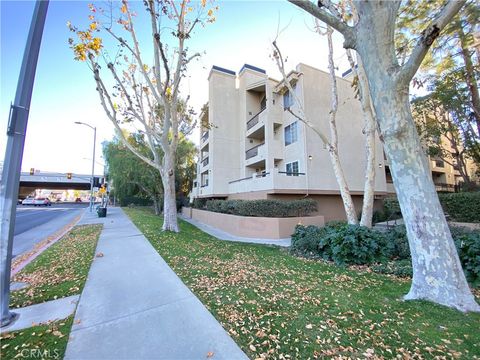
[286,161,299,176]
[283,85,296,109]
[284,121,298,146]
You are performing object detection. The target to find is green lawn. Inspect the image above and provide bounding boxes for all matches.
[0,317,72,360]
[10,224,102,308]
[125,208,480,359]
[1,225,102,360]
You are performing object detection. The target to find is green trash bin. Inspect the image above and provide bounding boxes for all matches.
[97,207,107,218]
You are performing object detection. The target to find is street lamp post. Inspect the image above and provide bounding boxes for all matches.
[75,122,96,212]
[0,0,49,327]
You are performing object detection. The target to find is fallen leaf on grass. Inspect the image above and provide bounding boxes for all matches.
[249,344,256,351]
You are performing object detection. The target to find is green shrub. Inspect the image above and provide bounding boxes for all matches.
[371,259,413,278]
[292,223,387,266]
[438,192,480,222]
[192,198,207,209]
[380,192,480,223]
[204,199,317,218]
[291,225,327,253]
[453,230,480,287]
[384,225,410,260]
[292,223,480,287]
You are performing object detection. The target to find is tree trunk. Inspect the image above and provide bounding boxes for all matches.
[326,26,358,225]
[328,149,358,224]
[372,89,479,312]
[354,58,377,228]
[152,196,160,216]
[459,27,480,135]
[161,153,179,232]
[360,116,376,228]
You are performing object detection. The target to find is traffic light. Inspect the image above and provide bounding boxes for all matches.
[29,168,34,175]
[67,173,72,179]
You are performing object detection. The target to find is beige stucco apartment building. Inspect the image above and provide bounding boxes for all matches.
[191,63,388,221]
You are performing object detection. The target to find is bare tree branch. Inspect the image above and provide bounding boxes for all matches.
[288,0,356,48]
[398,0,466,84]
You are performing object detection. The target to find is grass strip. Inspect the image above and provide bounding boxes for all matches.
[125,208,480,359]
[1,316,72,360]
[10,224,102,308]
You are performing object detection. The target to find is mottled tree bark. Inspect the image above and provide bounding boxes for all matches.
[290,0,479,311]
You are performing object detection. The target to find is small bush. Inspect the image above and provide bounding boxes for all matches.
[371,259,413,278]
[384,225,410,260]
[292,223,387,266]
[453,230,480,287]
[204,199,317,218]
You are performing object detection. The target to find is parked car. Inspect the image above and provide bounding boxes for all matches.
[33,198,52,206]
[22,197,35,205]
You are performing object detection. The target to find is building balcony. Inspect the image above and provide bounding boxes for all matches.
[245,142,265,166]
[201,130,209,145]
[228,169,307,194]
[201,156,209,167]
[246,108,266,140]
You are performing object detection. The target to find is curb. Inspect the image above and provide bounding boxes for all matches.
[11,209,86,277]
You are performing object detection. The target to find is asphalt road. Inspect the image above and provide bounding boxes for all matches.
[13,203,88,258]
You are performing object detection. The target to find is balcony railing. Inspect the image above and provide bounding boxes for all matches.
[201,131,209,143]
[246,107,266,130]
[278,171,306,177]
[245,142,264,160]
[228,172,270,184]
[202,156,209,167]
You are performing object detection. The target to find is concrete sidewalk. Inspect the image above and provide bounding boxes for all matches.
[65,207,247,360]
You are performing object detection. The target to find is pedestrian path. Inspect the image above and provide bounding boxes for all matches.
[65,207,247,360]
[0,295,79,333]
[179,214,291,247]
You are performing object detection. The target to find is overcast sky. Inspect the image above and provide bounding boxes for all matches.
[1,0,350,175]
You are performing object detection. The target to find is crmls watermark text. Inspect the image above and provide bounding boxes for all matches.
[19,349,61,359]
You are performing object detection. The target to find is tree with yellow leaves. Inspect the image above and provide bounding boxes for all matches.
[69,0,217,232]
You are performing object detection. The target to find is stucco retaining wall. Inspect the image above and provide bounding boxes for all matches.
[182,207,324,239]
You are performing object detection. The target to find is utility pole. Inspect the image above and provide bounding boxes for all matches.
[0,0,49,327]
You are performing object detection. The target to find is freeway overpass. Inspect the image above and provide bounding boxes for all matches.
[19,172,104,198]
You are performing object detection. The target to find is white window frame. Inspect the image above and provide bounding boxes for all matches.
[286,161,299,176]
[284,121,298,146]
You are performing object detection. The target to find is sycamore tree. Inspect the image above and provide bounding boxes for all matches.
[69,0,216,232]
[290,0,479,312]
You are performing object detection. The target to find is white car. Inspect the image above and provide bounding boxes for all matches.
[33,198,52,206]
[22,197,35,205]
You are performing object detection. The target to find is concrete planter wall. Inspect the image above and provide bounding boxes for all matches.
[182,207,324,239]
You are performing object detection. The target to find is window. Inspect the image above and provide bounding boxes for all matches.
[284,121,298,146]
[286,161,299,176]
[283,85,296,109]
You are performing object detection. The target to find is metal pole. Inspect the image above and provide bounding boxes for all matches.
[90,127,96,212]
[0,0,49,327]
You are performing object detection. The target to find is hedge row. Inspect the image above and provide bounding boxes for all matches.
[438,192,480,222]
[195,199,317,218]
[376,192,480,223]
[292,223,480,287]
